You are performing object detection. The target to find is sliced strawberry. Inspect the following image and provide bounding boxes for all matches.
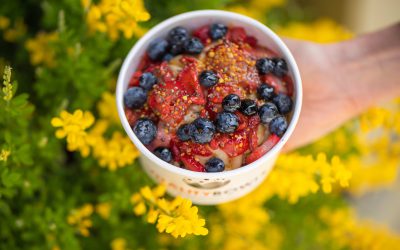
[179,141,213,157]
[251,47,279,59]
[192,25,210,45]
[170,138,181,162]
[176,62,205,104]
[215,130,250,157]
[283,75,294,97]
[245,134,280,164]
[208,83,244,104]
[129,71,142,87]
[181,154,205,172]
[125,108,138,126]
[149,122,172,150]
[236,112,249,131]
[226,27,247,43]
[245,36,258,47]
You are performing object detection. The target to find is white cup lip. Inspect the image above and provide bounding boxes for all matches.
[116,10,302,179]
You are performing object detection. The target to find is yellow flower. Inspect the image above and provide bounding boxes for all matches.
[25,32,58,67]
[67,204,93,237]
[0,16,10,30]
[319,207,400,250]
[0,149,11,162]
[2,18,26,42]
[2,65,13,101]
[277,19,352,43]
[51,109,95,157]
[92,131,140,171]
[131,185,208,238]
[84,0,150,40]
[111,238,127,250]
[95,202,111,219]
[97,91,120,124]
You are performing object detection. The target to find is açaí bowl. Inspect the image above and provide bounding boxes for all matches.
[116,10,302,205]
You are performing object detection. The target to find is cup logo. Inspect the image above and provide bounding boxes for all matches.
[183,178,231,189]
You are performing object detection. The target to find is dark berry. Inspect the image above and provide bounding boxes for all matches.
[256,58,275,75]
[209,23,228,41]
[259,103,279,124]
[272,93,293,114]
[239,99,258,116]
[190,118,215,144]
[163,53,174,61]
[154,147,173,163]
[205,157,225,172]
[133,118,157,145]
[147,38,169,61]
[139,72,158,91]
[215,112,239,133]
[167,26,189,55]
[124,87,147,109]
[199,70,219,87]
[257,83,275,101]
[273,58,288,77]
[184,37,204,54]
[269,116,288,137]
[177,124,193,142]
[222,94,241,112]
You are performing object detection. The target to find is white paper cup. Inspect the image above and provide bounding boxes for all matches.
[116,10,302,205]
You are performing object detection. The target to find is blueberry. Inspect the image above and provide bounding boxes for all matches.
[259,103,279,124]
[133,118,157,145]
[184,37,204,54]
[147,38,169,61]
[167,26,189,55]
[163,53,174,61]
[190,118,216,144]
[199,70,219,88]
[256,58,275,75]
[269,115,288,137]
[205,157,225,172]
[272,93,293,114]
[124,87,147,109]
[273,58,288,77]
[222,94,241,112]
[239,99,258,116]
[216,112,239,133]
[177,124,193,142]
[257,83,275,101]
[154,147,173,163]
[139,72,158,91]
[209,23,228,41]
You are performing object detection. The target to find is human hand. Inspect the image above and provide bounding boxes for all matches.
[282,23,400,151]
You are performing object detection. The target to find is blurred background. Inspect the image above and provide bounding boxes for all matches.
[0,0,399,249]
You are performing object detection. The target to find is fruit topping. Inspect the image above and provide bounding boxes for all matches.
[199,70,219,88]
[222,94,241,112]
[272,93,293,114]
[205,157,225,172]
[124,87,147,109]
[240,99,258,116]
[139,72,158,91]
[269,115,288,137]
[154,147,173,163]
[190,118,216,144]
[215,111,239,133]
[133,118,157,145]
[209,23,228,40]
[259,102,279,124]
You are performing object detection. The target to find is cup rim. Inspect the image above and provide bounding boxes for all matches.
[116,10,302,178]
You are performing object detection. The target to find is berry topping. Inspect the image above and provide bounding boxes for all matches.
[177,124,193,142]
[147,38,169,61]
[269,116,288,137]
[272,93,293,114]
[257,83,275,101]
[256,57,275,75]
[215,111,239,133]
[259,102,279,124]
[139,72,158,91]
[190,118,215,144]
[124,87,147,109]
[245,134,280,164]
[162,53,174,62]
[167,26,189,55]
[273,58,288,77]
[222,94,241,112]
[205,157,225,172]
[184,37,204,54]
[209,23,228,41]
[133,118,157,145]
[199,70,219,88]
[239,99,258,116]
[154,147,173,163]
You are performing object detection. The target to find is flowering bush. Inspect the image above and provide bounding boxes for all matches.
[0,0,399,249]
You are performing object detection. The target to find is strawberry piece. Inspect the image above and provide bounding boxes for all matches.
[208,83,244,104]
[179,141,213,157]
[245,36,258,47]
[245,134,280,164]
[192,25,210,45]
[215,130,250,157]
[181,154,205,172]
[261,74,288,95]
[129,71,142,87]
[283,75,294,97]
[236,112,249,131]
[148,122,172,150]
[170,138,181,162]
[227,27,247,43]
